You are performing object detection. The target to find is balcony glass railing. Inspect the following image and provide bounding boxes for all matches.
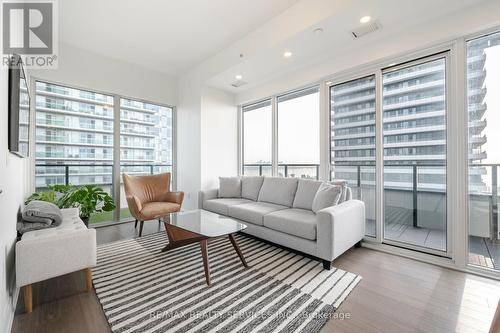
[35,163,173,225]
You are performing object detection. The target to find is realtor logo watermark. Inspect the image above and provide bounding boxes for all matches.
[1,0,58,68]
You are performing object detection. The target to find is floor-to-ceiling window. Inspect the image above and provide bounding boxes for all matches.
[277,86,320,179]
[34,81,115,223]
[467,31,500,271]
[119,98,174,220]
[242,100,272,176]
[382,56,448,253]
[330,75,376,237]
[34,80,175,225]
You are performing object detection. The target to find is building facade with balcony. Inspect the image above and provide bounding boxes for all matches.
[34,81,173,189]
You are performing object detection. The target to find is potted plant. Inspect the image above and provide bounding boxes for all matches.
[26,184,116,226]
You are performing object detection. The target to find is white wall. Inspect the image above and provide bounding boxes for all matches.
[201,87,238,190]
[177,80,238,209]
[177,77,202,209]
[0,66,32,333]
[31,43,178,106]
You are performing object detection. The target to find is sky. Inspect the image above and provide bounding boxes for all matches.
[244,93,320,164]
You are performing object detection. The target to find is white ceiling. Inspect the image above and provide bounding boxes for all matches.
[60,0,300,76]
[61,0,490,90]
[206,0,487,93]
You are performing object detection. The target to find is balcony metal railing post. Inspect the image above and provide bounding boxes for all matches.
[413,165,418,228]
[316,165,320,180]
[65,165,69,186]
[284,165,288,178]
[150,165,154,175]
[259,165,262,176]
[491,165,498,242]
[357,165,362,200]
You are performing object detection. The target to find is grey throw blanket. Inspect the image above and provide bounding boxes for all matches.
[17,200,63,234]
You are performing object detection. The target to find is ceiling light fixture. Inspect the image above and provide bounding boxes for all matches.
[360,16,371,24]
[313,27,324,35]
[283,51,293,58]
[235,74,243,80]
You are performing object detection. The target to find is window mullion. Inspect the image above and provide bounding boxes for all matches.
[112,95,121,222]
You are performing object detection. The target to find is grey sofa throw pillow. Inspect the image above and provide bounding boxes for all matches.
[293,179,322,210]
[312,183,342,213]
[218,177,241,198]
[330,179,348,203]
[241,176,265,201]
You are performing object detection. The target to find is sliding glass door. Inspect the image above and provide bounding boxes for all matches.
[330,75,376,237]
[467,31,500,271]
[382,55,448,254]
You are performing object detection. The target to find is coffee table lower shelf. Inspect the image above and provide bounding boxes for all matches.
[161,223,248,286]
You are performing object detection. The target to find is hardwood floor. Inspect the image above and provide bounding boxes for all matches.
[11,220,500,333]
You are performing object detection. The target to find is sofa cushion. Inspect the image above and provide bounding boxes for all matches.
[203,198,253,216]
[312,183,342,213]
[257,177,298,207]
[228,202,288,226]
[219,177,241,198]
[140,202,181,218]
[241,176,265,201]
[264,208,317,240]
[292,179,322,210]
[330,179,348,203]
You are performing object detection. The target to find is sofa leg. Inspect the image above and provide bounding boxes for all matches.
[139,221,144,237]
[354,241,362,248]
[322,260,332,270]
[24,284,33,313]
[134,219,138,228]
[85,268,93,292]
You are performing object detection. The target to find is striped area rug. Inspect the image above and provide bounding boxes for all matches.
[93,232,361,333]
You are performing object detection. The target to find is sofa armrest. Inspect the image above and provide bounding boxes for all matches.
[316,200,365,261]
[158,191,184,205]
[198,189,218,209]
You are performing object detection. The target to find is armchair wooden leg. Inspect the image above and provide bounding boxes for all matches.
[85,268,93,292]
[322,260,332,270]
[139,221,144,237]
[24,284,32,313]
[134,219,138,228]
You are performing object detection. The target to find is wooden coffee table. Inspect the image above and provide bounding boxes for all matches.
[158,209,248,286]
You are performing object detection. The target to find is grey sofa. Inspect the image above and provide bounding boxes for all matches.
[199,176,365,269]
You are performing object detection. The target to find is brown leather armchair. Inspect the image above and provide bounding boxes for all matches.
[122,172,184,236]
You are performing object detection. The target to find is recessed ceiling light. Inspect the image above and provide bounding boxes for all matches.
[313,27,324,35]
[283,51,293,58]
[235,74,243,80]
[360,16,371,24]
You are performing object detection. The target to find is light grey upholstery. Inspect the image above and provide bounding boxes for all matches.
[292,179,322,210]
[264,208,317,240]
[241,176,265,201]
[16,208,96,287]
[199,178,365,263]
[228,202,288,226]
[330,179,348,203]
[219,177,241,198]
[203,198,253,215]
[258,177,298,207]
[312,183,342,213]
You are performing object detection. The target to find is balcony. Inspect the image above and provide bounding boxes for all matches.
[244,163,500,270]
